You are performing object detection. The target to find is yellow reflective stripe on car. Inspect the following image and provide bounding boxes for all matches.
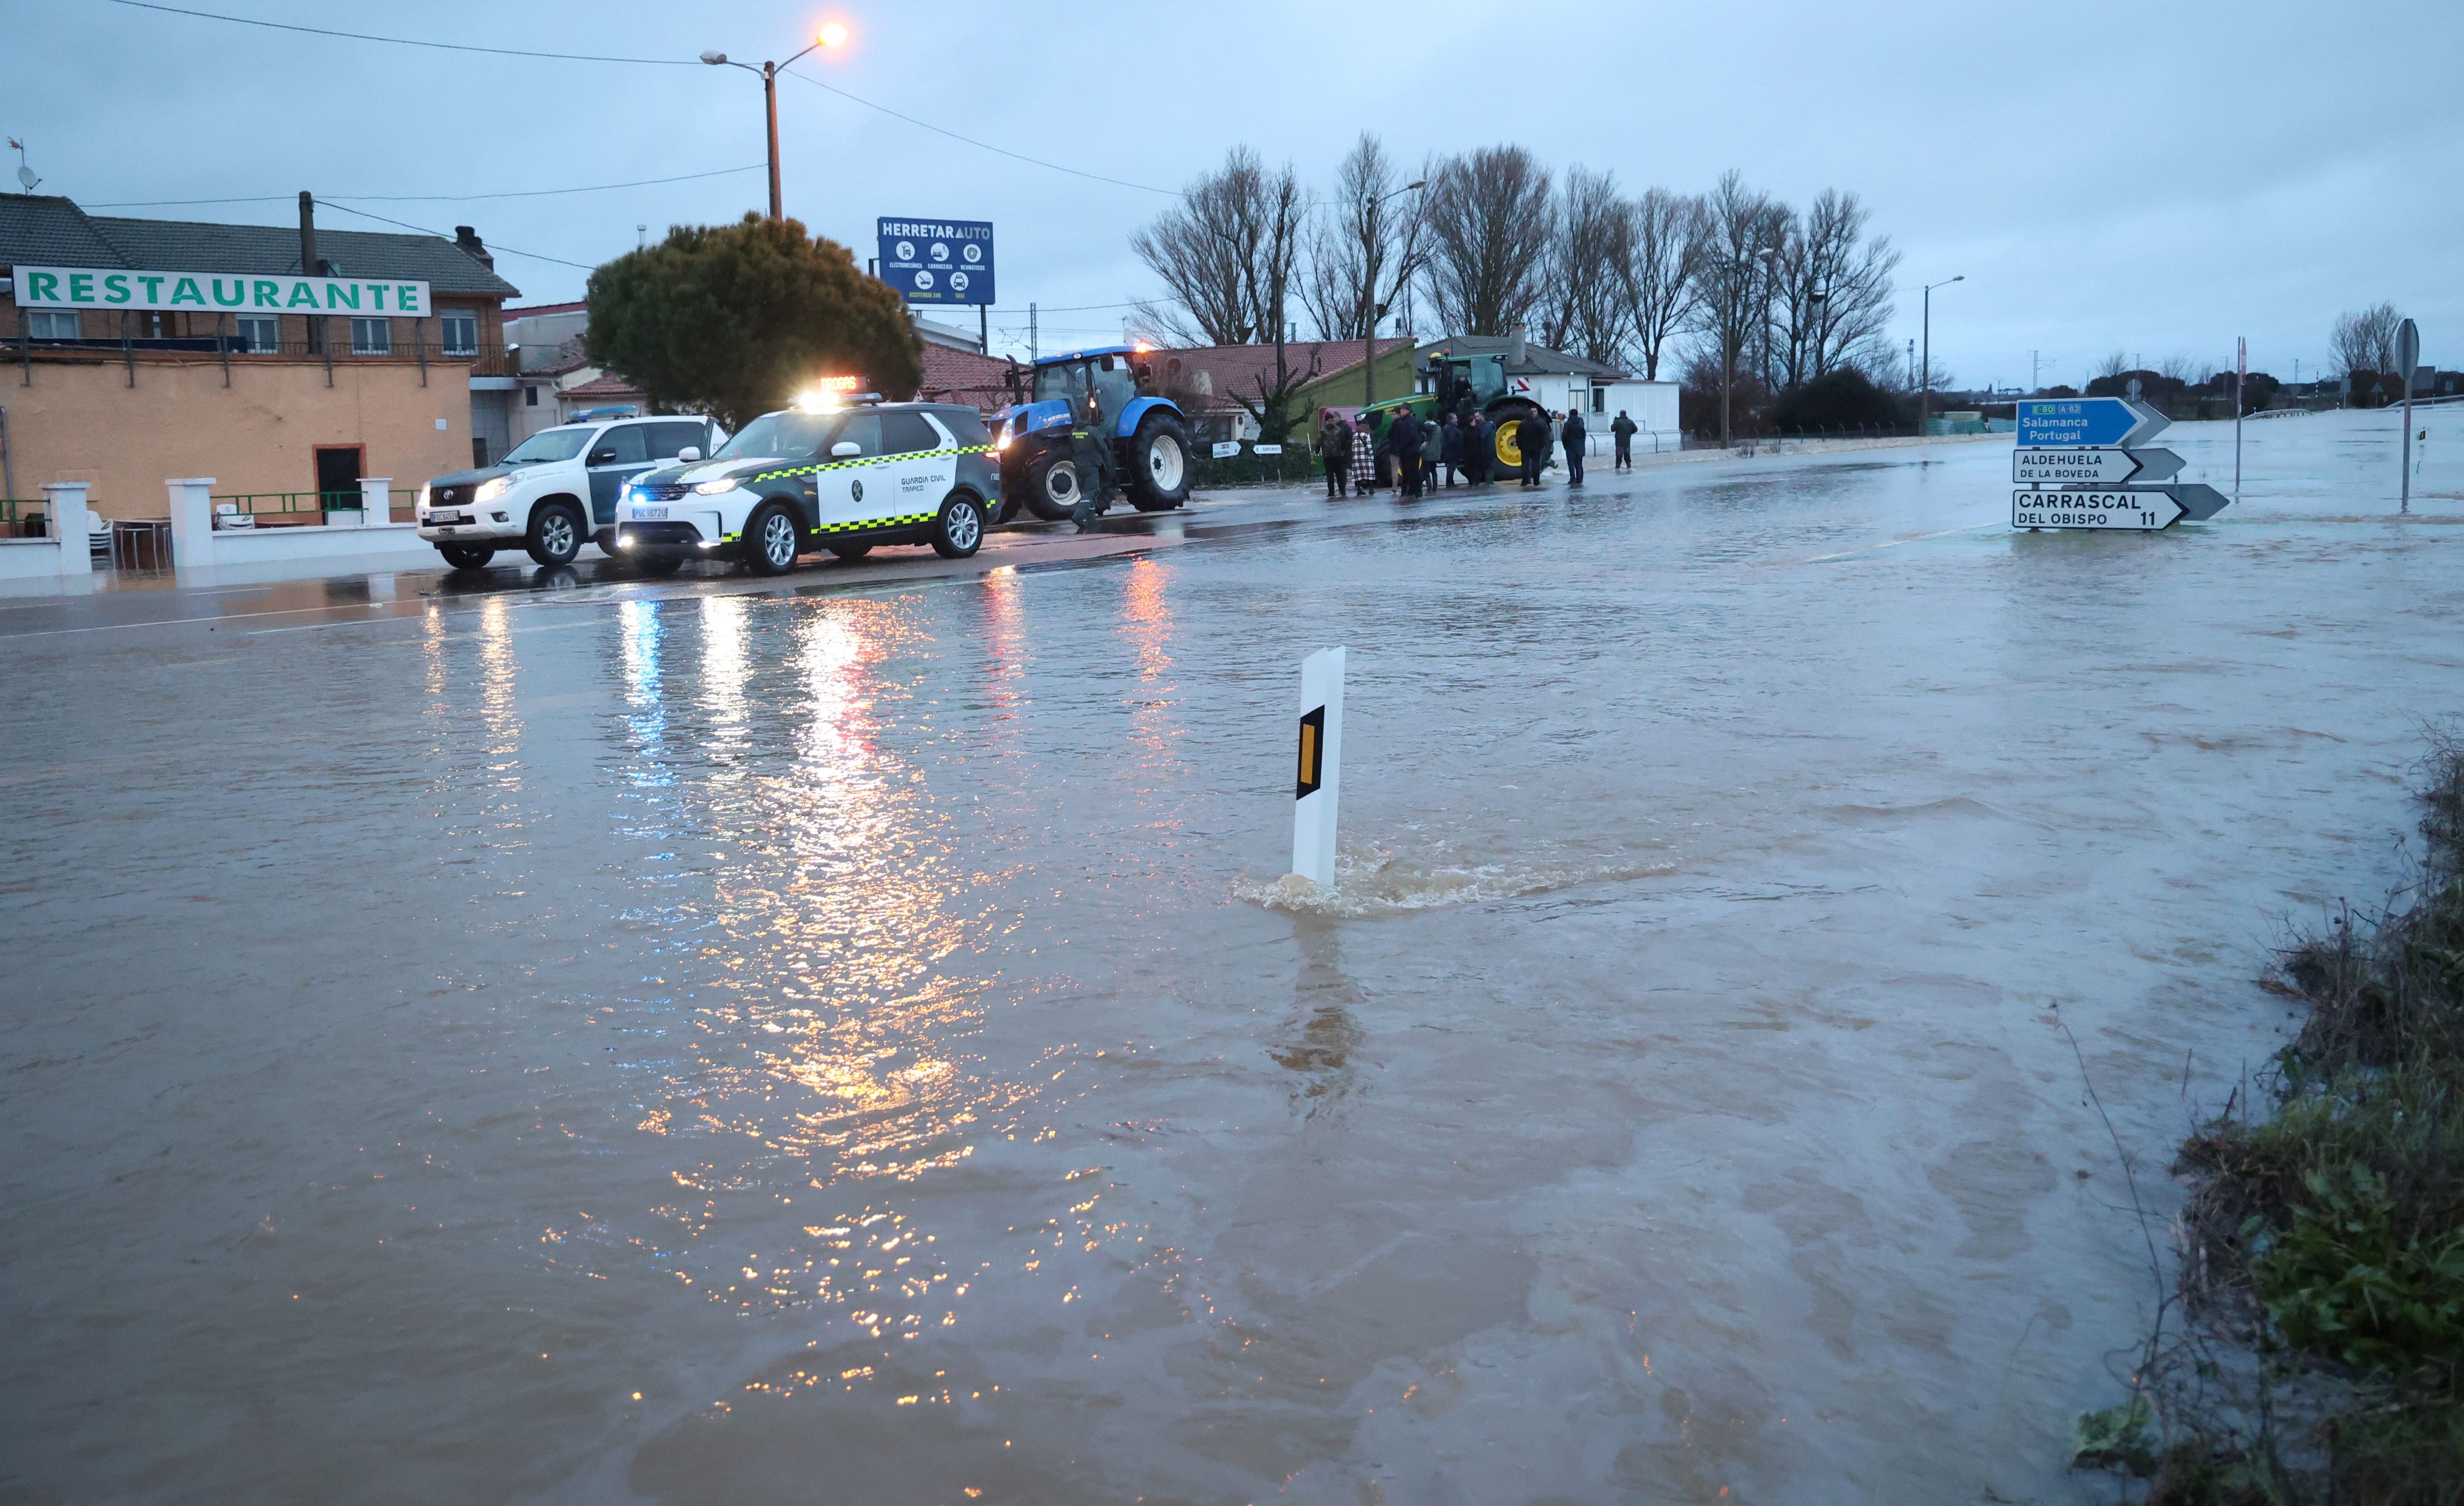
[748,444,994,484]
[814,511,937,535]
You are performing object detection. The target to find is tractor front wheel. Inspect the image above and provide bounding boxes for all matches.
[1491,403,1546,472]
[1023,456,1082,521]
[1123,413,1192,511]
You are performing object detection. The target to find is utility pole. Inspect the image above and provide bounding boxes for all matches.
[1028,303,1037,363]
[762,61,782,218]
[1920,275,1964,440]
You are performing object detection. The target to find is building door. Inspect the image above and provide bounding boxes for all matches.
[314,446,363,512]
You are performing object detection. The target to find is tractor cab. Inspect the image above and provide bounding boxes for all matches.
[1358,348,1545,474]
[1427,351,1508,415]
[1030,347,1146,417]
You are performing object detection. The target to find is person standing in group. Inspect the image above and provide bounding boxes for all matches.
[1466,412,1493,485]
[1388,407,1425,498]
[1438,413,1464,488]
[1561,407,1588,487]
[1420,414,1442,493]
[1611,409,1636,471]
[1351,414,1377,495]
[1318,408,1353,499]
[1518,412,1551,488]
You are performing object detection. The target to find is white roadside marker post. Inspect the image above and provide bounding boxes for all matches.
[1291,646,1346,889]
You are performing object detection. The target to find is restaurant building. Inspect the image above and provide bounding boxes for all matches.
[0,194,520,523]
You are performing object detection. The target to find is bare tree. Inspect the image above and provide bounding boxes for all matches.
[2156,353,2197,385]
[1688,170,1785,445]
[1534,166,1627,365]
[1226,161,1316,445]
[1617,187,1704,381]
[2091,350,2130,381]
[1421,145,1556,337]
[1130,147,1268,346]
[2330,302,2403,376]
[1299,132,1430,406]
[1774,189,1898,387]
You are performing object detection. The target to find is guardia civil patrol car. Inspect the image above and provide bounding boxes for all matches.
[613,393,999,575]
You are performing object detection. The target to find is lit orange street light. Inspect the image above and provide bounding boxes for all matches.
[700,22,849,221]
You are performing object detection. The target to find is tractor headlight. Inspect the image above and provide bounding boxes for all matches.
[473,476,512,505]
[692,476,739,495]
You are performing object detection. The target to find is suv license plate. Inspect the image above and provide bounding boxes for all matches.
[633,507,668,520]
[430,512,469,525]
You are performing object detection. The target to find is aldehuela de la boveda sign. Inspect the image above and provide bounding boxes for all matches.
[10,265,433,316]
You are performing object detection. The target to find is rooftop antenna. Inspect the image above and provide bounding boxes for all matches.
[637,223,647,251]
[9,139,38,194]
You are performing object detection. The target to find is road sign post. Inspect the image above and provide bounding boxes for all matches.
[2396,317,2419,514]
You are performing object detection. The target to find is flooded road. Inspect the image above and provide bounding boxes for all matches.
[4,414,2460,1503]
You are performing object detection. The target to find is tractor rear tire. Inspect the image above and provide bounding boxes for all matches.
[1490,402,1546,472]
[1023,456,1082,521]
[1123,413,1192,511]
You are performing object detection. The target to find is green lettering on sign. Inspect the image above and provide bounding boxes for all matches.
[212,278,247,308]
[68,273,95,302]
[397,284,422,315]
[324,284,359,310]
[286,282,318,308]
[104,274,131,304]
[26,271,59,301]
[253,280,280,308]
[170,277,205,306]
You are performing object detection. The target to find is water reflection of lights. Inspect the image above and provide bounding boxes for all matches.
[478,595,524,791]
[698,595,752,772]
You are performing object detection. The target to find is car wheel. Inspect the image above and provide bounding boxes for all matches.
[1125,413,1191,511]
[827,541,872,561]
[525,503,583,567]
[1023,456,1079,521]
[635,554,685,576]
[932,494,985,559]
[745,502,803,575]
[437,542,495,569]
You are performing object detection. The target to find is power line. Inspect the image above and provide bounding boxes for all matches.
[312,199,597,271]
[93,0,1184,199]
[86,164,766,209]
[776,68,1176,198]
[100,0,698,65]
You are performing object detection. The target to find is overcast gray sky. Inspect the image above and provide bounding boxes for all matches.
[15,0,2461,387]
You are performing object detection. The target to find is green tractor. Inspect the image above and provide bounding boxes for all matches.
[1356,349,1549,475]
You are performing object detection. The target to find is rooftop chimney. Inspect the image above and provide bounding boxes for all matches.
[1509,322,1527,369]
[454,225,492,270]
[298,190,317,278]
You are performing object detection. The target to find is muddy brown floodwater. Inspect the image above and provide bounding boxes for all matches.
[3,412,2461,1503]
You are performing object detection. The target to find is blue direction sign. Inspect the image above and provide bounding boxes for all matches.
[2015,396,2168,449]
[877,217,995,307]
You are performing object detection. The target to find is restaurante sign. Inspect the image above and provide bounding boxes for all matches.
[10,265,433,315]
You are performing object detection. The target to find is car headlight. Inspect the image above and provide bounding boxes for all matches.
[473,476,511,504]
[692,477,739,495]
[416,482,431,509]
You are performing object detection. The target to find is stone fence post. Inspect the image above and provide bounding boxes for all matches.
[166,477,216,569]
[38,482,91,576]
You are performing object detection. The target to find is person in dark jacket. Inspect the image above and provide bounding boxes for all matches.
[1438,413,1463,487]
[1388,408,1425,498]
[1518,412,1550,488]
[1420,416,1441,493]
[1610,409,1637,470]
[1069,386,1113,530]
[1466,413,1493,484]
[1318,410,1353,499]
[1561,408,1588,486]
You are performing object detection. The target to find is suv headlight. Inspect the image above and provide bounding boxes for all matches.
[692,476,739,495]
[473,476,512,504]
[416,482,431,509]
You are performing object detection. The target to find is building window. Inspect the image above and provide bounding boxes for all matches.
[523,385,539,407]
[1591,387,1605,413]
[350,317,393,355]
[26,309,80,340]
[236,313,280,353]
[439,312,478,357]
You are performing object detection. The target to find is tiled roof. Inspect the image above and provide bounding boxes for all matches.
[0,195,133,269]
[561,373,641,398]
[0,196,520,298]
[917,342,1015,397]
[506,299,587,316]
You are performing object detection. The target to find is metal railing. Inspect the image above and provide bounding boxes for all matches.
[211,491,367,526]
[1,496,46,533]
[14,333,513,376]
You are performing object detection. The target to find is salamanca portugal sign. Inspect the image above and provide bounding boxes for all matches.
[11,265,433,316]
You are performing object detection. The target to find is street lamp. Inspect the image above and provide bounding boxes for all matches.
[1718,246,1777,449]
[1920,275,1963,438]
[1361,179,1426,409]
[701,22,848,221]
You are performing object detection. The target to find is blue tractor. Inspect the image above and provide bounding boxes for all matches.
[990,346,1192,520]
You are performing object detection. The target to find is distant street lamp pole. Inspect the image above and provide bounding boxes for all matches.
[1718,246,1776,449]
[1361,179,1426,409]
[1920,275,1963,438]
[701,22,847,221]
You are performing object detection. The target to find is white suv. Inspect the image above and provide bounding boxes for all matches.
[417,415,723,568]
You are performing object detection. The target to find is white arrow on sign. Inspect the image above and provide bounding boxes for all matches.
[2012,488,2185,530]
